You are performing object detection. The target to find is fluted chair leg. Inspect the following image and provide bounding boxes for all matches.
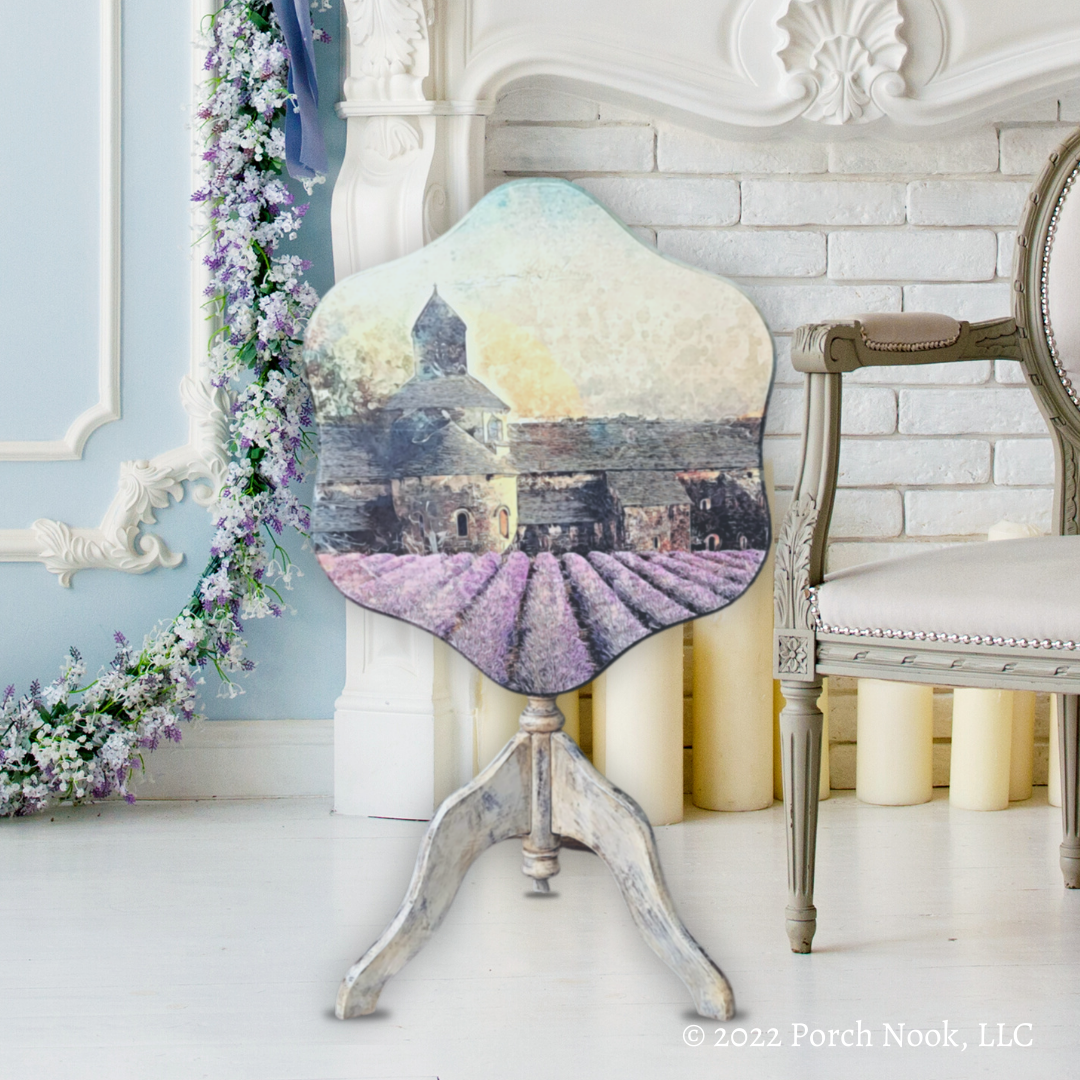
[1059,694,1080,889]
[779,681,824,953]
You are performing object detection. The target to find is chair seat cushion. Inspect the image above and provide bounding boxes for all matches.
[813,536,1080,650]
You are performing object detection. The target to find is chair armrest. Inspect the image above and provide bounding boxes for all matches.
[775,312,1023,681]
[791,314,1022,374]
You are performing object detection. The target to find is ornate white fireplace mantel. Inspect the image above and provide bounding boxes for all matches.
[331,0,1080,817]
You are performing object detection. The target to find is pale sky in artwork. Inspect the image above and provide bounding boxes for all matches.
[304,180,773,423]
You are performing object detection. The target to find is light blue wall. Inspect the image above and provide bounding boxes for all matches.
[0,1,347,719]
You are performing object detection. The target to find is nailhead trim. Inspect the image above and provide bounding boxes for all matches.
[1041,161,1080,408]
[859,329,960,352]
[808,586,1079,652]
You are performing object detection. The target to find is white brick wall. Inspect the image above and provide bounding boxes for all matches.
[485,87,1072,566]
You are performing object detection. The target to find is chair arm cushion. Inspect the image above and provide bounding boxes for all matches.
[792,315,1021,373]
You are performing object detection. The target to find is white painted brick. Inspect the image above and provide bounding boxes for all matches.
[485,125,654,173]
[825,540,957,573]
[1061,92,1080,123]
[597,100,653,123]
[657,125,827,173]
[846,359,991,385]
[907,181,1029,227]
[743,284,900,333]
[573,177,739,226]
[1000,125,1076,176]
[999,97,1062,122]
[742,181,904,226]
[828,230,997,281]
[767,387,895,435]
[830,488,903,538]
[658,229,825,277]
[998,231,1017,278]
[899,387,1047,435]
[837,438,991,486]
[994,439,1055,485]
[995,359,1027,385]
[828,131,999,174]
[903,283,1011,322]
[492,87,599,122]
[762,436,801,487]
[841,388,898,434]
[772,336,799,384]
[905,488,1053,536]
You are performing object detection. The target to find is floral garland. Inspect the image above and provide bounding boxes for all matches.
[0,0,327,817]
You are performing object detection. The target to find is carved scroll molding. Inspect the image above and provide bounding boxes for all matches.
[773,492,819,680]
[0,0,121,461]
[776,0,907,125]
[0,0,230,583]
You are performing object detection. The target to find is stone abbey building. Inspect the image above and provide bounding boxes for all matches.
[314,289,766,557]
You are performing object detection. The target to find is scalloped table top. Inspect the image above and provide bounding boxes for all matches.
[301,179,774,695]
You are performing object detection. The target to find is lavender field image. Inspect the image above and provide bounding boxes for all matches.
[301,179,773,694]
[318,548,765,694]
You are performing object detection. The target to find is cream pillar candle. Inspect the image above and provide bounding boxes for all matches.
[692,552,774,812]
[1010,691,1036,802]
[773,681,830,802]
[950,688,1012,810]
[593,626,684,825]
[474,677,579,773]
[558,688,580,745]
[856,679,934,805]
[1050,696,1062,808]
[945,521,1041,809]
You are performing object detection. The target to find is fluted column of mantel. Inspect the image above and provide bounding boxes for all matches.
[331,0,491,818]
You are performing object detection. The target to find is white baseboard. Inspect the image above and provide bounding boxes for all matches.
[129,719,333,800]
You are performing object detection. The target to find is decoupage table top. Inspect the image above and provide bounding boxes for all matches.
[301,178,773,695]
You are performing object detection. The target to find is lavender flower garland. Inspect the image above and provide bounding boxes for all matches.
[0,0,328,817]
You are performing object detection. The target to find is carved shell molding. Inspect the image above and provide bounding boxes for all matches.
[777,0,907,124]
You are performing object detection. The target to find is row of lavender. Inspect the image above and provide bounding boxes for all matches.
[319,548,764,694]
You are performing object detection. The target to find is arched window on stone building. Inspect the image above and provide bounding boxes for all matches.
[706,533,720,551]
[455,510,470,538]
[497,507,510,538]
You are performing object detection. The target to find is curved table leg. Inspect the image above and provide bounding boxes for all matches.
[549,733,735,1020]
[336,732,532,1018]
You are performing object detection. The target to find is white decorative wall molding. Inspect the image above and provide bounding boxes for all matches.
[0,0,230,583]
[776,0,907,125]
[445,0,1080,132]
[0,0,122,462]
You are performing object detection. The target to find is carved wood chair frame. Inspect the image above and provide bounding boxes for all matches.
[773,126,1080,954]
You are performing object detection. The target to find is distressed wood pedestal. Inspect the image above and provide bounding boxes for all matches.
[336,696,735,1020]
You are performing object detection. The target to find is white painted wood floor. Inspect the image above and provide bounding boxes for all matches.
[3,790,1078,1080]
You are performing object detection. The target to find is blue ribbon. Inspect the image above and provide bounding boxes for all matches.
[270,0,328,181]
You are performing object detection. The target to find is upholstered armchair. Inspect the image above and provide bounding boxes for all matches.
[774,127,1080,953]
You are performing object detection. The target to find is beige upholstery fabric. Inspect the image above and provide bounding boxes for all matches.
[1046,167,1080,381]
[854,312,961,350]
[814,536,1080,647]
